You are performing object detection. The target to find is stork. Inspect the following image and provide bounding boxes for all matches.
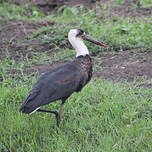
[19,29,107,126]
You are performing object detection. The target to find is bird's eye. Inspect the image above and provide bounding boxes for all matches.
[76,29,85,37]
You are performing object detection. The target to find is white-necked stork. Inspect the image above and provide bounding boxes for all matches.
[19,29,107,126]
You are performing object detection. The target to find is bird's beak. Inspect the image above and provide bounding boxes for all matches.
[83,35,108,47]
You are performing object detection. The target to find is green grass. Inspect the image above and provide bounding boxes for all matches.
[0,2,44,21]
[1,1,152,151]
[131,0,152,8]
[140,0,152,7]
[0,78,152,152]
[0,58,152,152]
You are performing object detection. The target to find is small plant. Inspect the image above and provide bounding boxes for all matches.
[114,0,126,5]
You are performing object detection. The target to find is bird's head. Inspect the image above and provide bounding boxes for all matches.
[68,29,108,47]
[68,29,108,57]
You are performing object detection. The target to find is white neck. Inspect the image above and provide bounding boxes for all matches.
[68,34,89,57]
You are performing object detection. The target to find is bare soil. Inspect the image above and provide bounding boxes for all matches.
[0,20,55,60]
[0,0,152,88]
[94,50,152,85]
[96,0,152,18]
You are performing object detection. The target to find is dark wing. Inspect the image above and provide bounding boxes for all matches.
[19,63,82,114]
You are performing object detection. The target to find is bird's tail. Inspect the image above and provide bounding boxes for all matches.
[19,103,39,114]
[19,90,40,114]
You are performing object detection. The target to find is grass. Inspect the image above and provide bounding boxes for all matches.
[0,2,44,21]
[0,56,152,152]
[0,1,152,152]
[0,78,152,152]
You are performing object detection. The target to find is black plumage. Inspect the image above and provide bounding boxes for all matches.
[20,55,92,113]
[20,55,92,125]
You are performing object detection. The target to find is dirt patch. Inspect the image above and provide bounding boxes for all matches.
[0,20,54,42]
[65,0,95,8]
[111,5,152,18]
[94,49,152,83]
[96,0,152,18]
[6,0,95,14]
[0,20,55,60]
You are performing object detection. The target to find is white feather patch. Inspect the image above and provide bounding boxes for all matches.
[30,107,40,114]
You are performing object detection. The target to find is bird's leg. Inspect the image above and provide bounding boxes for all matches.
[37,99,66,127]
[37,109,58,115]
[56,99,66,126]
[37,109,61,127]
[59,100,66,115]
